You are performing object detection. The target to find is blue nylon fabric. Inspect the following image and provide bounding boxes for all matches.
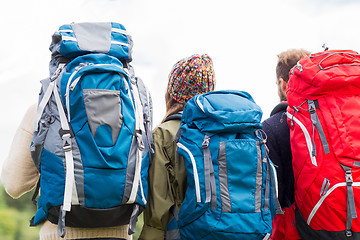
[94,125,114,147]
[83,167,127,208]
[58,22,131,61]
[75,122,132,169]
[59,53,136,208]
[181,90,263,134]
[180,211,272,240]
[34,149,65,225]
[225,139,257,212]
[177,90,274,239]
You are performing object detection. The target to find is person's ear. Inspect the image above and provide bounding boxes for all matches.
[280,78,288,94]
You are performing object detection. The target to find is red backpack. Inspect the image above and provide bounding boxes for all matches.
[286,50,360,239]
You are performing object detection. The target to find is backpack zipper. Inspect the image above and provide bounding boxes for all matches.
[307,182,360,226]
[177,142,201,203]
[286,112,317,166]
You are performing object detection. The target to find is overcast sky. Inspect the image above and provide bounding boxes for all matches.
[1,0,360,173]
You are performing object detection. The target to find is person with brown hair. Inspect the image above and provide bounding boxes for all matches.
[263,48,310,240]
[139,54,215,240]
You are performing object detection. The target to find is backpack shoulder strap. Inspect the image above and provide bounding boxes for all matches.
[164,113,183,123]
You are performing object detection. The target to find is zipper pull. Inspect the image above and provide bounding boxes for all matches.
[51,64,65,81]
[202,135,210,149]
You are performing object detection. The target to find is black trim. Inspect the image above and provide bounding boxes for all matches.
[47,204,143,228]
[164,113,182,122]
[31,180,41,206]
[270,102,288,116]
[295,205,360,240]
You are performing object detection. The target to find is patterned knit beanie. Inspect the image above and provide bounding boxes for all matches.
[167,54,215,103]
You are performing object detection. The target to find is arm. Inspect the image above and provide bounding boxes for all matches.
[1,104,40,198]
[140,127,176,240]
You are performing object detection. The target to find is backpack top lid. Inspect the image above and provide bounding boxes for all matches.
[287,49,360,98]
[182,90,263,134]
[50,22,133,63]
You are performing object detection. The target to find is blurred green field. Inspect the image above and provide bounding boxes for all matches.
[0,185,144,240]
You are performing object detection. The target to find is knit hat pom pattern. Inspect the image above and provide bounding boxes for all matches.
[167,54,215,103]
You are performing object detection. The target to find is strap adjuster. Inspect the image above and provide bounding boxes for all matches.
[346,171,353,185]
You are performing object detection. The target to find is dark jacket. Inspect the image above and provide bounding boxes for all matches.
[262,102,294,208]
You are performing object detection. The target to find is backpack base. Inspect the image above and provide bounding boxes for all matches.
[295,205,360,240]
[46,204,143,228]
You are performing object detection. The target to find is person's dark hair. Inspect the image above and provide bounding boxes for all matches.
[161,92,186,123]
[276,49,310,83]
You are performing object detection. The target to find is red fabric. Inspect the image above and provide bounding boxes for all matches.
[270,204,301,240]
[286,50,360,232]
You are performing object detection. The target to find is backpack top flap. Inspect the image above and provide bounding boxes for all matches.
[182,90,262,134]
[288,50,360,98]
[52,22,133,62]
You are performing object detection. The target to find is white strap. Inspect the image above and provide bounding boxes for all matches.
[263,233,271,240]
[54,84,70,131]
[61,36,77,42]
[33,81,56,132]
[61,34,129,47]
[58,27,128,35]
[139,174,147,205]
[65,69,82,122]
[58,29,73,33]
[111,40,129,47]
[269,161,279,198]
[130,78,145,134]
[127,148,143,204]
[33,64,66,132]
[126,75,147,204]
[111,28,128,35]
[53,83,74,212]
[62,145,75,211]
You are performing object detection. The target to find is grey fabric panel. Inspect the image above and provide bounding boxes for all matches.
[128,204,140,235]
[71,136,85,205]
[354,161,360,167]
[268,158,283,215]
[203,136,211,203]
[134,74,154,152]
[31,78,52,170]
[83,89,123,145]
[218,141,231,212]
[71,22,112,53]
[308,100,330,155]
[135,75,153,125]
[344,167,357,232]
[122,136,138,204]
[344,167,357,218]
[42,78,84,205]
[209,157,217,210]
[264,159,271,212]
[126,33,134,61]
[255,142,263,213]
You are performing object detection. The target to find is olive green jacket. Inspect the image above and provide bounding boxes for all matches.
[139,119,186,240]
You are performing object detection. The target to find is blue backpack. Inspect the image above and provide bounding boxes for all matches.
[30,22,153,237]
[176,90,281,240]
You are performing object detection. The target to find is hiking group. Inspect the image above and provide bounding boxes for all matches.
[1,22,360,240]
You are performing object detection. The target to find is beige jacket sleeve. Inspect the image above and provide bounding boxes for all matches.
[1,104,40,199]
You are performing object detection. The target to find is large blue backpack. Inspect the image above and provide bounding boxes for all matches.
[30,22,153,237]
[176,90,281,240]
